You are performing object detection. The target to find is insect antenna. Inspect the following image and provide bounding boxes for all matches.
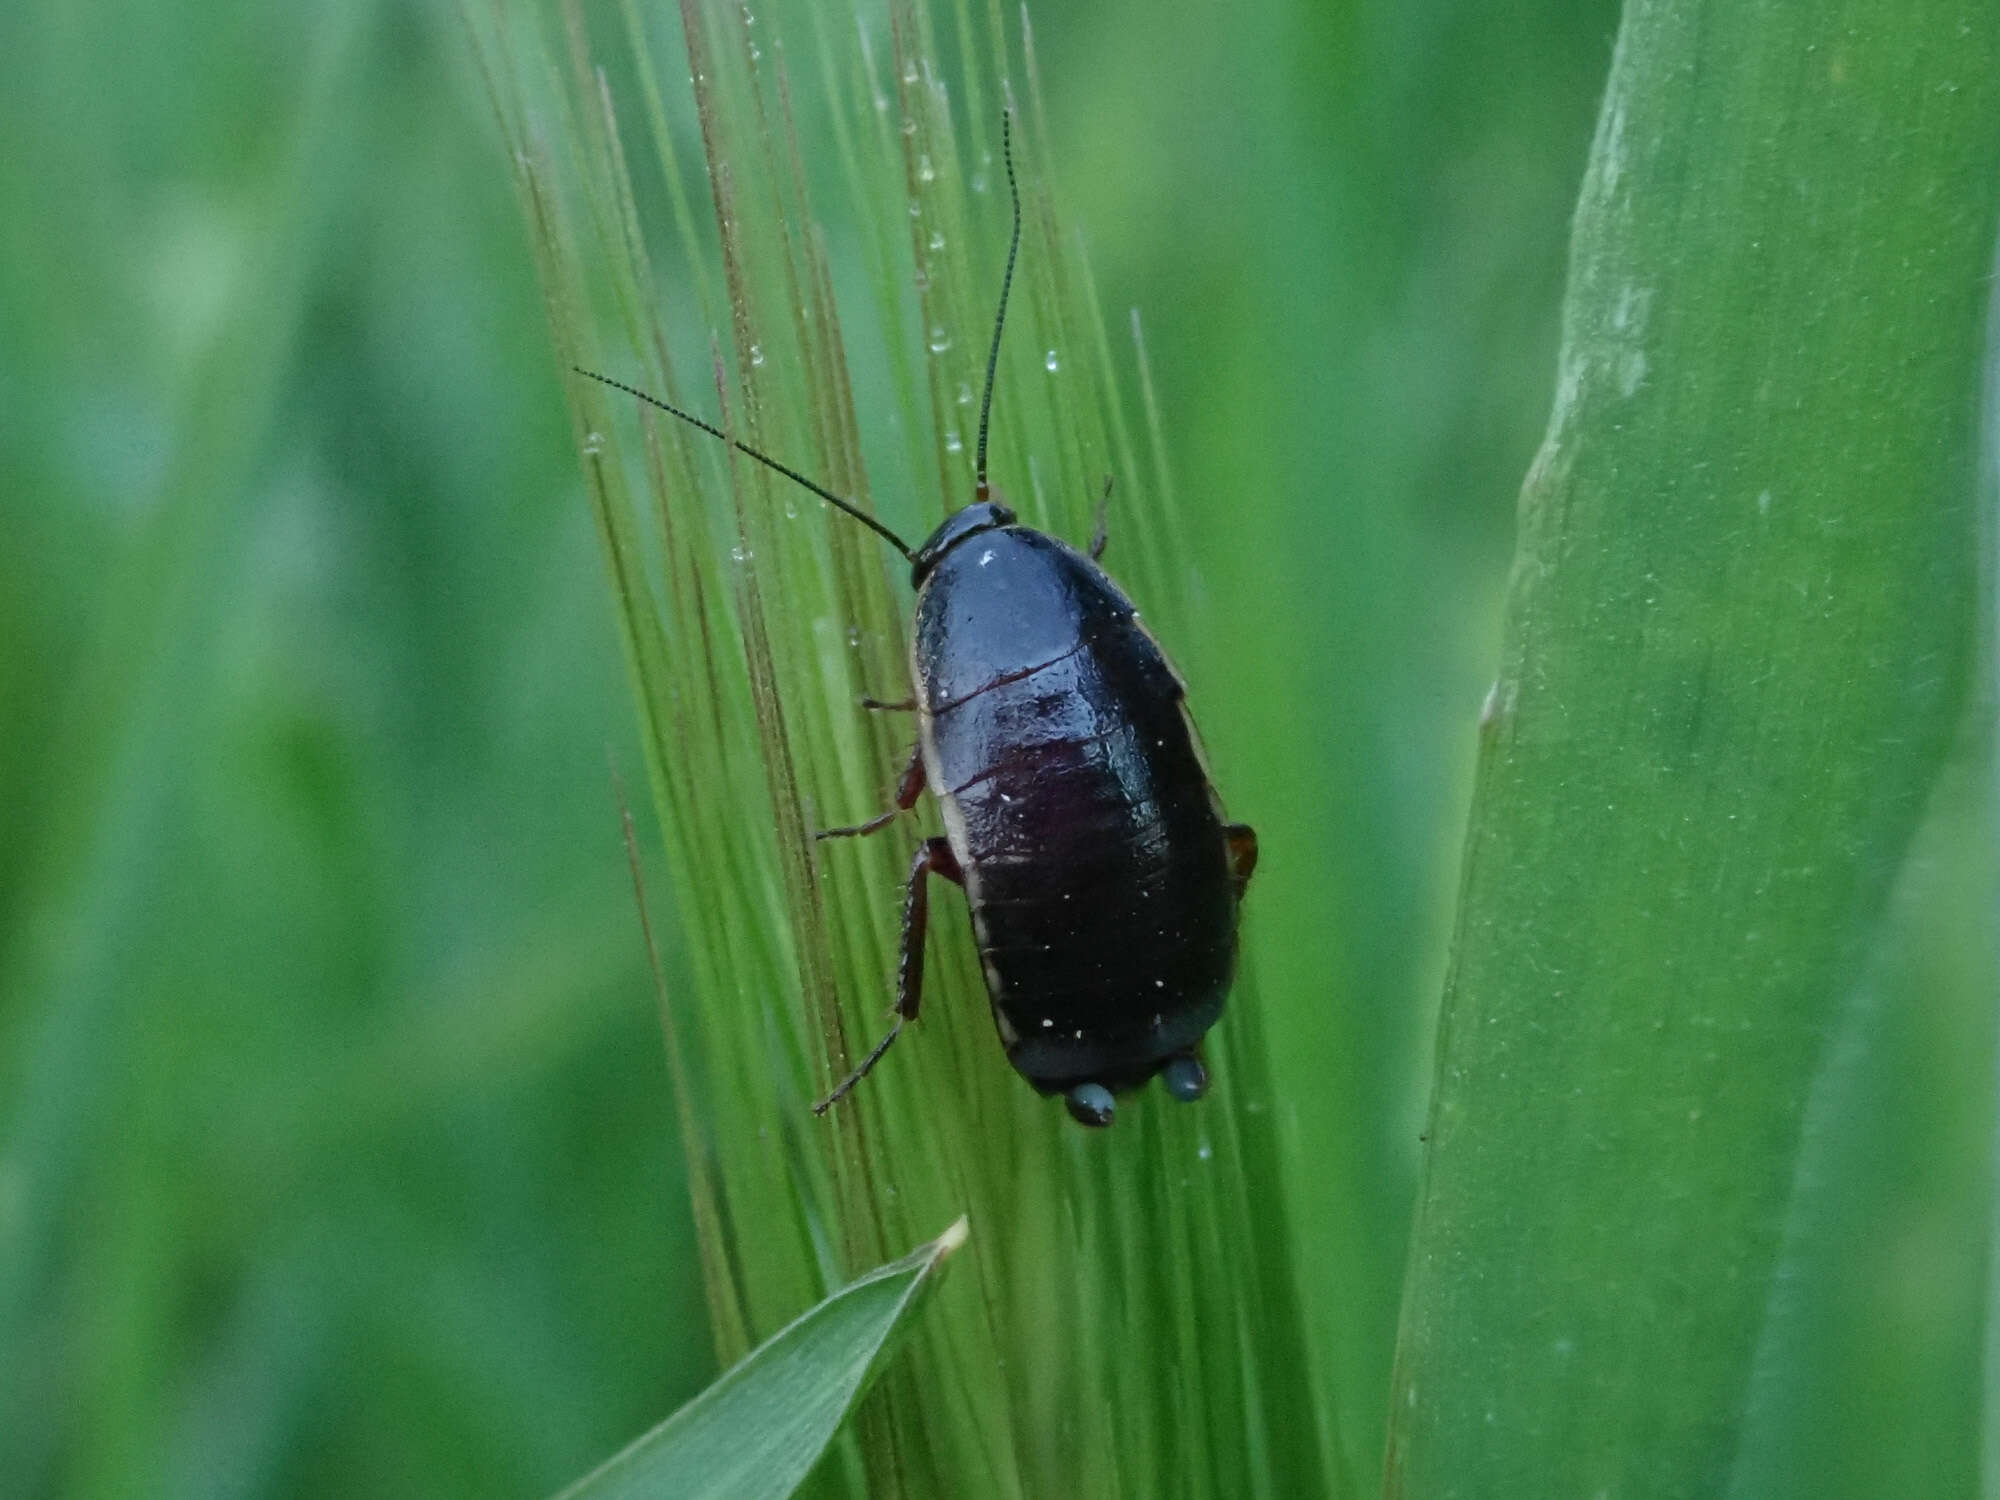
[973,106,1022,503]
[572,366,915,561]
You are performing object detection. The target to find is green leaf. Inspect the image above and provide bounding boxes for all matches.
[558,1217,967,1500]
[1386,2,2000,1497]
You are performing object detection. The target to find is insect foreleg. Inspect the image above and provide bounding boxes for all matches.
[1089,474,1114,561]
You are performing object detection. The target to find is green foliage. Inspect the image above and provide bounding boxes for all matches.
[1385,3,2000,1496]
[0,4,705,1494]
[4,0,1994,1493]
[561,1219,965,1500]
[476,1,1328,1494]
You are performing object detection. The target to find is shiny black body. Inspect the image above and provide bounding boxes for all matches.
[912,516,1237,1096]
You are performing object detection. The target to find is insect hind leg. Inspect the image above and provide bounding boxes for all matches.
[1225,823,1259,899]
[813,836,963,1114]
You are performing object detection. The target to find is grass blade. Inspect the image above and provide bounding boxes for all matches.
[559,1218,968,1500]
[1386,2,2000,1495]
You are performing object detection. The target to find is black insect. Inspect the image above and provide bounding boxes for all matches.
[578,111,1256,1127]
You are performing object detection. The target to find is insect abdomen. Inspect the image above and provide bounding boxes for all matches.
[956,718,1233,1090]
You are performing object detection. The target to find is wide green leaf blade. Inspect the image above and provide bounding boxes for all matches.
[1386,1,2000,1496]
[558,1218,967,1500]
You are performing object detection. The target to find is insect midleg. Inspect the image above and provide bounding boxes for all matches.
[1089,474,1114,561]
[812,836,963,1115]
[814,741,925,840]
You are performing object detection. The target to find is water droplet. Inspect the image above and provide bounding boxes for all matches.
[1044,349,1060,372]
[748,343,765,366]
[748,43,762,61]
[913,267,931,292]
[582,431,604,455]
[901,63,918,84]
[956,381,973,406]
[730,543,753,562]
[927,325,952,353]
[970,172,988,194]
[944,429,962,452]
[907,197,922,217]
[1197,1140,1213,1162]
[917,153,935,183]
[928,230,946,251]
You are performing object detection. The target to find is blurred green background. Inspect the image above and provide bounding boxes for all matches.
[9,0,1988,1496]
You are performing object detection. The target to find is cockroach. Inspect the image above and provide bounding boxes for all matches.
[577,111,1256,1127]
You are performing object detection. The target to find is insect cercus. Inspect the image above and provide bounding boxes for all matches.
[578,110,1256,1127]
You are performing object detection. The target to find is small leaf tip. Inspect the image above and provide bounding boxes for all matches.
[937,1214,971,1256]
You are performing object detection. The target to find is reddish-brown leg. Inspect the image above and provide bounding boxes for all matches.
[1225,823,1259,900]
[813,836,964,1114]
[815,742,925,840]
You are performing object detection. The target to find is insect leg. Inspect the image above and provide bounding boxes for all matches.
[1089,474,1114,561]
[859,694,917,711]
[813,836,963,1114]
[892,836,961,1022]
[815,742,926,840]
[1225,822,1259,899]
